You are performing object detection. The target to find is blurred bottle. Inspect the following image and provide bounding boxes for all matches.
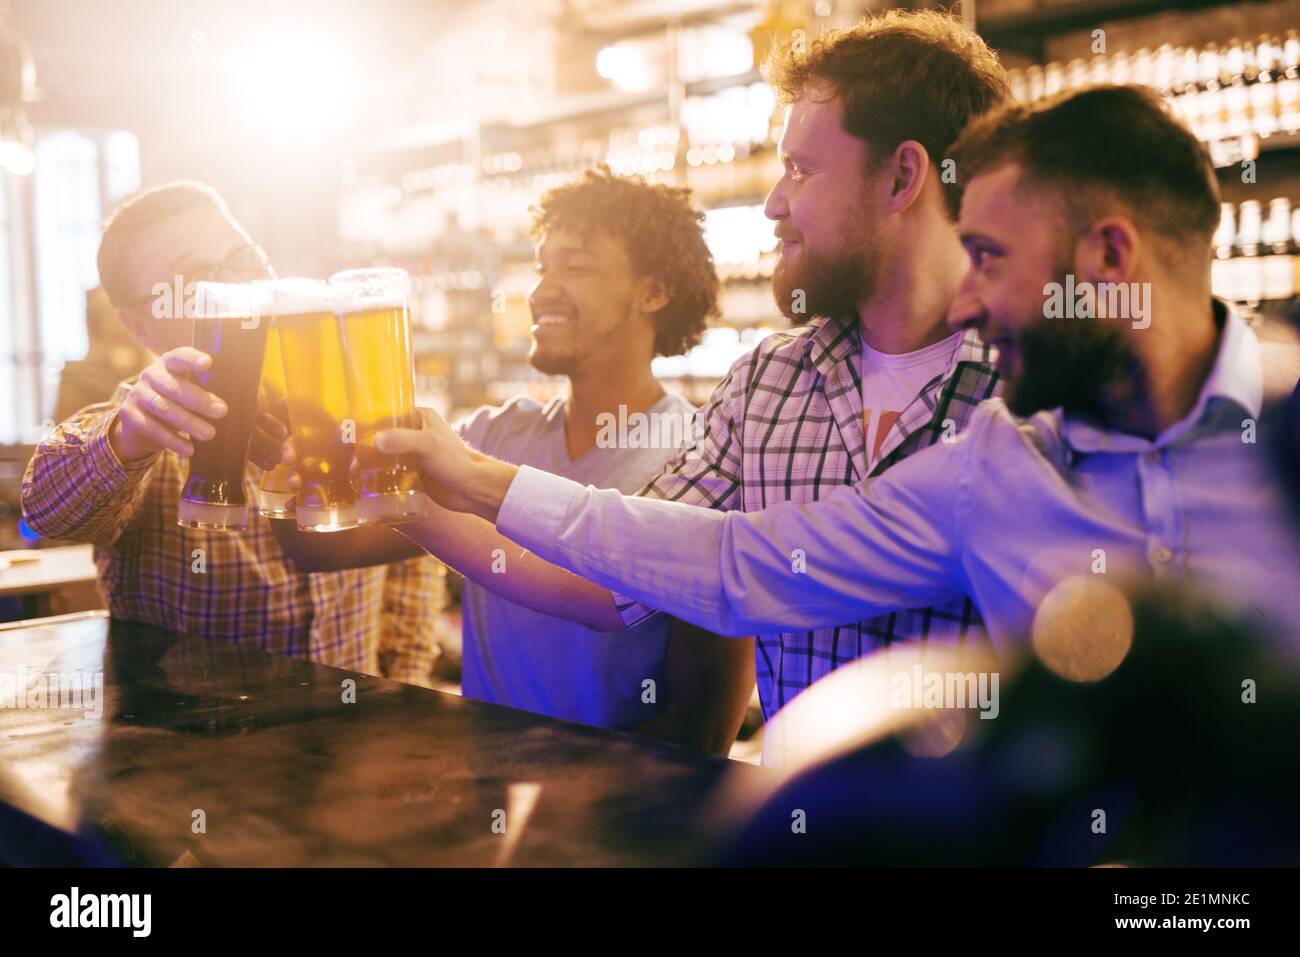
[1281,30,1300,132]
[1211,202,1237,303]
[1236,199,1264,305]
[1262,197,1295,300]
[1252,35,1280,138]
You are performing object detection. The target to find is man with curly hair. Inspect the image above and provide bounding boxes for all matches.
[286,167,755,750]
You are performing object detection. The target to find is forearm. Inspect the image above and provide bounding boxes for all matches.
[21,407,157,545]
[268,519,424,572]
[400,496,623,631]
[496,467,965,637]
[630,620,755,755]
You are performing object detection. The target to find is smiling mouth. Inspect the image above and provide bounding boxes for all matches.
[532,313,574,330]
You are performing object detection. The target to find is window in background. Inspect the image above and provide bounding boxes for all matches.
[0,172,17,445]
[0,128,140,445]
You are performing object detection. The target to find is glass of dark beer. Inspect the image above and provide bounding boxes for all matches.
[176,282,272,531]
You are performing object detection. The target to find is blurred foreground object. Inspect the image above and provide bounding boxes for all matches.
[709,589,1300,866]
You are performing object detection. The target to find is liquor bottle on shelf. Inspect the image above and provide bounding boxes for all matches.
[1236,199,1264,305]
[1262,197,1295,301]
[1212,202,1237,303]
[1281,31,1300,133]
[1132,47,1155,90]
[1223,40,1251,140]
[1065,57,1088,92]
[1197,44,1224,142]
[1044,61,1064,97]
[1252,36,1279,138]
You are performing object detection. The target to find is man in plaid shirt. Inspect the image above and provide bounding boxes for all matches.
[628,13,1008,719]
[21,182,444,685]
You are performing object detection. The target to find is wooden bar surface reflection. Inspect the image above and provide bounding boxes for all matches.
[0,613,770,867]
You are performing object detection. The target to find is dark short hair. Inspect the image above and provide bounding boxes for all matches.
[763,9,1011,218]
[97,181,230,308]
[949,85,1221,254]
[530,166,718,358]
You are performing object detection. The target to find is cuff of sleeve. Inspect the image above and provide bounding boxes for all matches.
[612,593,660,628]
[496,465,585,550]
[89,409,159,487]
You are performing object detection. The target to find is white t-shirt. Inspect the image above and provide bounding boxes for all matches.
[860,331,962,471]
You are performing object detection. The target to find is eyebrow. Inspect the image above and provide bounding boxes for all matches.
[779,148,816,166]
[536,243,593,261]
[959,232,1007,251]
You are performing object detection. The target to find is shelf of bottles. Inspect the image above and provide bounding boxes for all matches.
[1007,32,1300,168]
[1212,197,1300,307]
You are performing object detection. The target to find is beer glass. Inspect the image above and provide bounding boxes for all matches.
[253,320,296,518]
[330,268,425,524]
[177,282,272,531]
[268,279,360,532]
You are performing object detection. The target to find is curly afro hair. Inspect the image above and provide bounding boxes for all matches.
[529,166,719,358]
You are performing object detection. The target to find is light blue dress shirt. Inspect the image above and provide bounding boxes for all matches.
[497,303,1300,657]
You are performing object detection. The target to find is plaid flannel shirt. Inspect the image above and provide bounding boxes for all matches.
[20,384,444,685]
[621,312,1001,720]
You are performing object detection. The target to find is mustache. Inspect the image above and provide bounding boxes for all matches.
[528,302,577,318]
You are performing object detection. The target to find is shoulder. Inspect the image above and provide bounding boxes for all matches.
[656,392,697,418]
[452,395,549,451]
[958,397,1067,472]
[706,322,819,406]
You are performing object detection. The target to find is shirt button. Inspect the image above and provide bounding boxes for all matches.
[1150,545,1174,564]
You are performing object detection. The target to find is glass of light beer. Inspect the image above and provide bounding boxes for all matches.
[268,279,360,532]
[330,267,425,524]
[177,282,272,531]
[252,319,296,518]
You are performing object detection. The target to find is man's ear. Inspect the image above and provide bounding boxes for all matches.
[1076,216,1141,285]
[637,276,670,315]
[882,139,931,214]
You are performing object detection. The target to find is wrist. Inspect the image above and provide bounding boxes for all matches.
[464,452,518,524]
[107,411,150,464]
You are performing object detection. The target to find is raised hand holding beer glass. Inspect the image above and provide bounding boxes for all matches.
[176,281,273,531]
[108,347,225,462]
[376,406,517,522]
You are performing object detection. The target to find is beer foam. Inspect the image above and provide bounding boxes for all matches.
[334,292,405,314]
[258,278,336,317]
[330,268,409,314]
[192,281,272,320]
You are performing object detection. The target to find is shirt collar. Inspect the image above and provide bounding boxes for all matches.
[807,312,860,374]
[806,312,992,381]
[1060,299,1262,453]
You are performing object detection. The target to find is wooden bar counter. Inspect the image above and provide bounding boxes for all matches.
[0,612,771,867]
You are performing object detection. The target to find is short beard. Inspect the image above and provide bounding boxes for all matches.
[528,342,577,377]
[1004,266,1137,419]
[772,195,880,325]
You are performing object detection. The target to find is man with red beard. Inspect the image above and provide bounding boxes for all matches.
[611,11,1009,724]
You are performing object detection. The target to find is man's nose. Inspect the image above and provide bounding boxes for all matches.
[763,178,788,221]
[528,274,559,308]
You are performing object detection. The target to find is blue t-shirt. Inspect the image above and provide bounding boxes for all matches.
[453,391,697,729]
